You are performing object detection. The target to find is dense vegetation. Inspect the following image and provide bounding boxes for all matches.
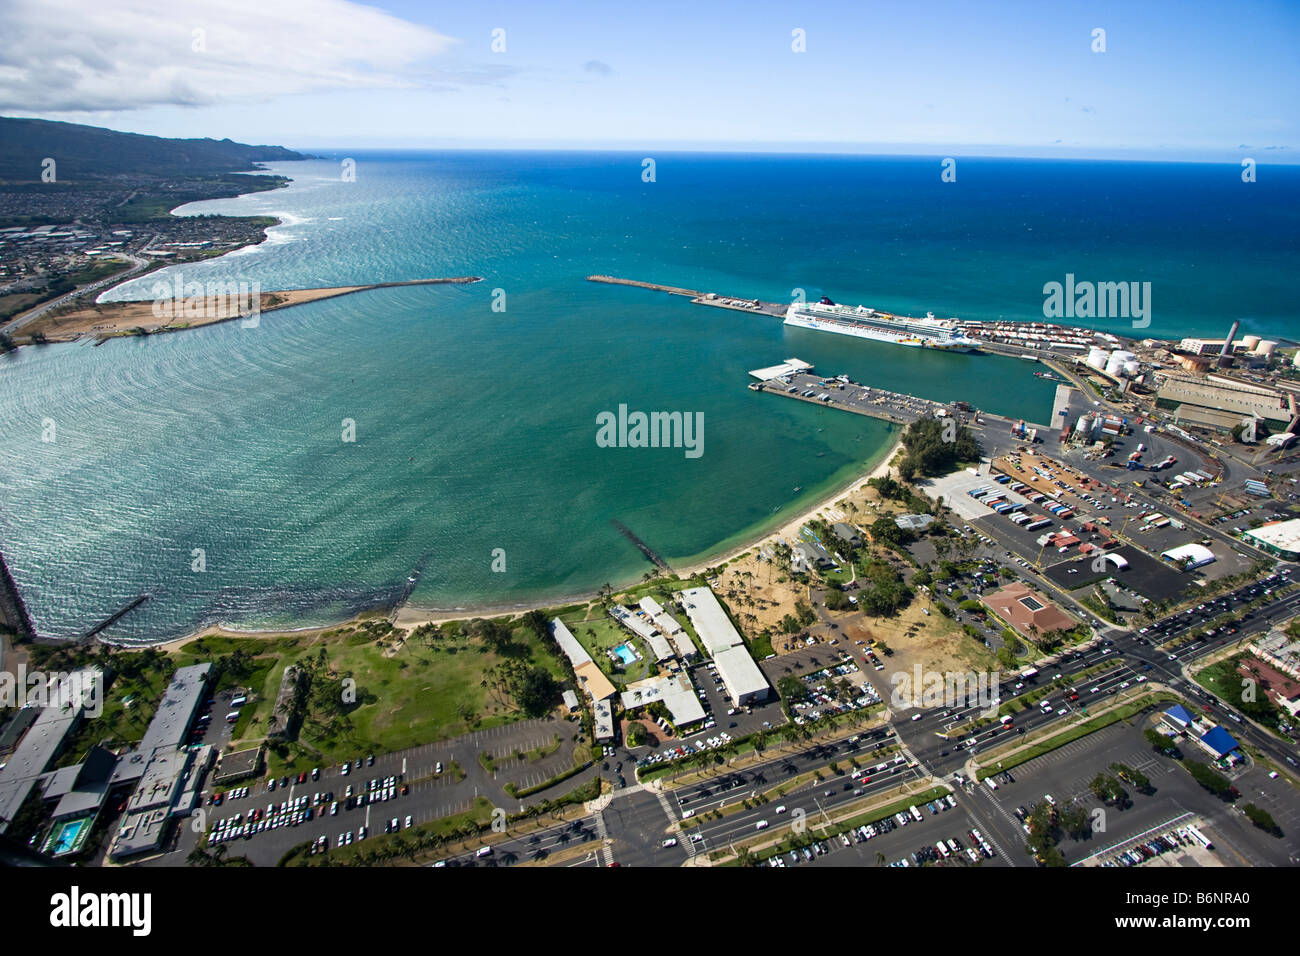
[854,558,913,616]
[896,417,981,480]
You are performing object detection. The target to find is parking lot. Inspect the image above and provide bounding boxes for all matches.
[1039,542,1191,604]
[968,714,1300,867]
[632,660,787,773]
[773,801,1012,868]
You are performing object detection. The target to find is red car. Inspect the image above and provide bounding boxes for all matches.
[297,771,308,784]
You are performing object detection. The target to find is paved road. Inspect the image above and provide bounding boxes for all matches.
[1,246,153,335]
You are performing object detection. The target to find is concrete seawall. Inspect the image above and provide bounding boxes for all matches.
[0,549,35,643]
[586,275,788,317]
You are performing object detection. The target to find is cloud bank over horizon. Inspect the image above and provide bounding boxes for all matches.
[0,0,491,113]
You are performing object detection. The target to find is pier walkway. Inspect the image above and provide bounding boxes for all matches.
[586,275,788,317]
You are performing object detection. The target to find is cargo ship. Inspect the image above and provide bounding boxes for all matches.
[784,297,979,352]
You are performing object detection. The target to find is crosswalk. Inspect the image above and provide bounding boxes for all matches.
[654,789,699,858]
[593,811,612,866]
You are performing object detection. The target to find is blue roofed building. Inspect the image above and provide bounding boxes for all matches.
[1162,704,1196,730]
[1198,726,1242,762]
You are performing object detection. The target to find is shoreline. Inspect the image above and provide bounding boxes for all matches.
[23,160,911,649]
[20,277,484,344]
[150,432,906,645]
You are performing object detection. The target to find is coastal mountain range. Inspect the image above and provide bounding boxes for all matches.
[0,116,308,181]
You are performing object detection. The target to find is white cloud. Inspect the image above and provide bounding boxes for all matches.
[0,0,476,113]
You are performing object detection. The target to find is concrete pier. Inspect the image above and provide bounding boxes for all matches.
[586,275,788,317]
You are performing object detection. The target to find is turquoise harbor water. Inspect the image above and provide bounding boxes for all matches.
[1,153,1296,641]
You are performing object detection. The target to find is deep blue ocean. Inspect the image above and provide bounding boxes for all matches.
[1,152,1295,641]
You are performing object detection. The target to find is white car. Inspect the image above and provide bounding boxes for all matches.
[775,805,787,814]
[662,838,678,848]
[755,820,769,830]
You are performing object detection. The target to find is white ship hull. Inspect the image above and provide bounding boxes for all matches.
[785,306,978,352]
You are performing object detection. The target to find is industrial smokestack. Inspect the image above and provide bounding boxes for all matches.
[1217,320,1240,367]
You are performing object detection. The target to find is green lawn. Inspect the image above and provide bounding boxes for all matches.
[559,610,653,686]
[193,619,568,774]
[1193,654,1291,736]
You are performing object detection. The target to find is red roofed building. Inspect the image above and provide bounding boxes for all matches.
[983,582,1077,640]
[1236,655,1300,718]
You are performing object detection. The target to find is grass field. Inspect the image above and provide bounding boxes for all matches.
[182,618,568,774]
[558,610,653,686]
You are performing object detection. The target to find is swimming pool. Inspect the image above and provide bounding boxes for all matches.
[613,643,637,666]
[46,817,89,855]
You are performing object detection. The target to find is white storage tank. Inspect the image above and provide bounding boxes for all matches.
[1240,334,1261,351]
[1123,360,1141,377]
[1106,349,1136,377]
[1255,340,1278,356]
[1087,346,1109,370]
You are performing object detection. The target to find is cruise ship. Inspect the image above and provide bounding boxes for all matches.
[785,296,979,352]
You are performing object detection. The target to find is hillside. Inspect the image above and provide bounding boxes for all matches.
[0,116,309,181]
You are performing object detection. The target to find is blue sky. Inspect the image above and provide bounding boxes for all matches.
[2,0,1297,159]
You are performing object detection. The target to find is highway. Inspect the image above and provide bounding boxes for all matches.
[1,244,155,335]
[428,580,1299,868]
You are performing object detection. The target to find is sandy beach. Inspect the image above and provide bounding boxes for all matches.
[673,434,905,579]
[19,277,482,343]
[151,434,907,646]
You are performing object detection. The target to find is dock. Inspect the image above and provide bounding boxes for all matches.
[586,275,788,317]
[749,368,944,427]
[748,365,1044,444]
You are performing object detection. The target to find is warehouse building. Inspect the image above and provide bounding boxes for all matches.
[1160,543,1217,570]
[1243,518,1300,561]
[1156,374,1293,427]
[713,645,771,707]
[678,586,771,706]
[0,669,102,836]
